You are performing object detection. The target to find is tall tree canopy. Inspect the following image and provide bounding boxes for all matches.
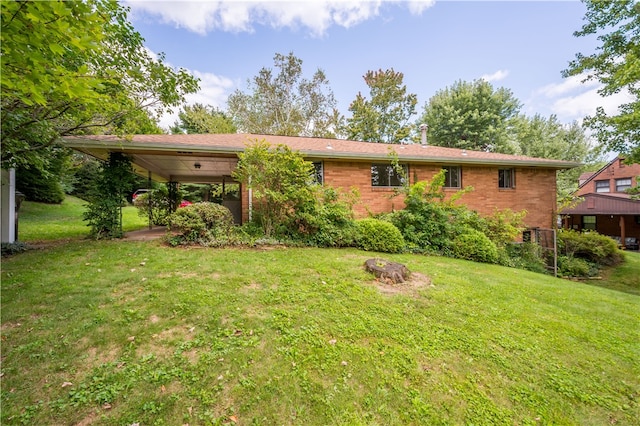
[418,79,521,153]
[171,103,237,134]
[1,0,199,170]
[346,69,417,144]
[227,52,340,138]
[511,114,595,199]
[563,0,640,162]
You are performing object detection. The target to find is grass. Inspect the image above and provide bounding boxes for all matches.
[18,196,148,242]
[1,199,638,425]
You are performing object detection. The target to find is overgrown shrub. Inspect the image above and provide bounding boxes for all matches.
[356,218,405,253]
[289,186,359,247]
[169,202,234,244]
[558,230,623,267]
[501,242,548,273]
[451,228,499,264]
[558,255,597,278]
[134,185,181,226]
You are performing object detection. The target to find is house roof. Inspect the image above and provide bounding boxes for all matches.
[577,156,622,190]
[62,133,579,183]
[560,193,640,215]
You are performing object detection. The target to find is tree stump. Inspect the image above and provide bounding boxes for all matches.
[364,258,410,284]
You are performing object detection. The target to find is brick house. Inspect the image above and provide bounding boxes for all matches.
[560,156,640,249]
[63,133,577,230]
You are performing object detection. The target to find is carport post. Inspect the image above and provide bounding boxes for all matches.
[148,171,152,230]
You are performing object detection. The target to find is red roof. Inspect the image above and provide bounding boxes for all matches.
[560,193,640,215]
[64,133,579,169]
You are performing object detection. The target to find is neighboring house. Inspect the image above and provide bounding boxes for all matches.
[560,156,640,250]
[62,133,577,230]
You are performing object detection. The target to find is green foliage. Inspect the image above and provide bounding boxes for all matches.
[82,197,124,240]
[419,79,521,153]
[133,185,182,226]
[557,230,624,272]
[501,242,548,273]
[16,147,70,204]
[346,68,417,143]
[169,202,234,244]
[1,0,198,169]
[227,52,340,137]
[83,153,137,239]
[232,140,315,238]
[289,186,359,247]
[355,218,405,253]
[563,0,640,163]
[558,255,597,278]
[388,171,455,252]
[170,103,237,134]
[451,228,499,264]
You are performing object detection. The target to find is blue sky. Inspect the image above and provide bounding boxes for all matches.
[125,0,629,131]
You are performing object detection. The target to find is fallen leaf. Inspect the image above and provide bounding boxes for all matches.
[61,381,73,388]
[229,415,238,423]
[161,385,166,393]
[102,403,112,410]
[140,261,146,266]
[127,336,135,342]
[341,361,348,366]
[329,339,337,345]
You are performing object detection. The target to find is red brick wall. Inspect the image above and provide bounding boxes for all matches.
[577,158,640,196]
[241,160,559,229]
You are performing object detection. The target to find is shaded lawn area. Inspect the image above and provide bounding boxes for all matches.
[1,242,638,425]
[18,196,148,242]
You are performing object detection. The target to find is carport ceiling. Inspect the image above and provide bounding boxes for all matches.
[67,144,239,184]
[128,152,238,183]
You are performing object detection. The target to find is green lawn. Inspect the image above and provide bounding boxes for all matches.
[2,199,638,424]
[2,241,639,425]
[18,196,148,242]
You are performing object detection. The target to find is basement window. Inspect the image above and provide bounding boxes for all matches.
[371,163,407,187]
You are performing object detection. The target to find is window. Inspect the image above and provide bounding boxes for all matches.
[582,215,596,231]
[498,168,515,189]
[595,180,610,193]
[615,178,632,192]
[443,166,461,188]
[371,163,407,187]
[312,161,324,184]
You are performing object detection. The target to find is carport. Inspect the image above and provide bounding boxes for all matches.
[63,134,246,224]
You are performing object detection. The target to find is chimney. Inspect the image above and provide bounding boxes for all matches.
[419,124,428,147]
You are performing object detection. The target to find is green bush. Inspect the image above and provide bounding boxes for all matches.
[451,228,499,264]
[501,242,548,273]
[355,218,405,253]
[289,187,358,248]
[558,230,623,267]
[169,202,234,243]
[558,255,597,278]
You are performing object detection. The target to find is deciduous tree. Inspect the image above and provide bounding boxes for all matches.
[171,103,236,134]
[418,79,521,153]
[1,0,198,170]
[346,69,417,144]
[563,0,640,162]
[227,52,340,138]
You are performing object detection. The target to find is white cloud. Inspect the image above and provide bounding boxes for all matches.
[480,69,509,83]
[158,69,236,130]
[125,0,435,36]
[528,74,633,123]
